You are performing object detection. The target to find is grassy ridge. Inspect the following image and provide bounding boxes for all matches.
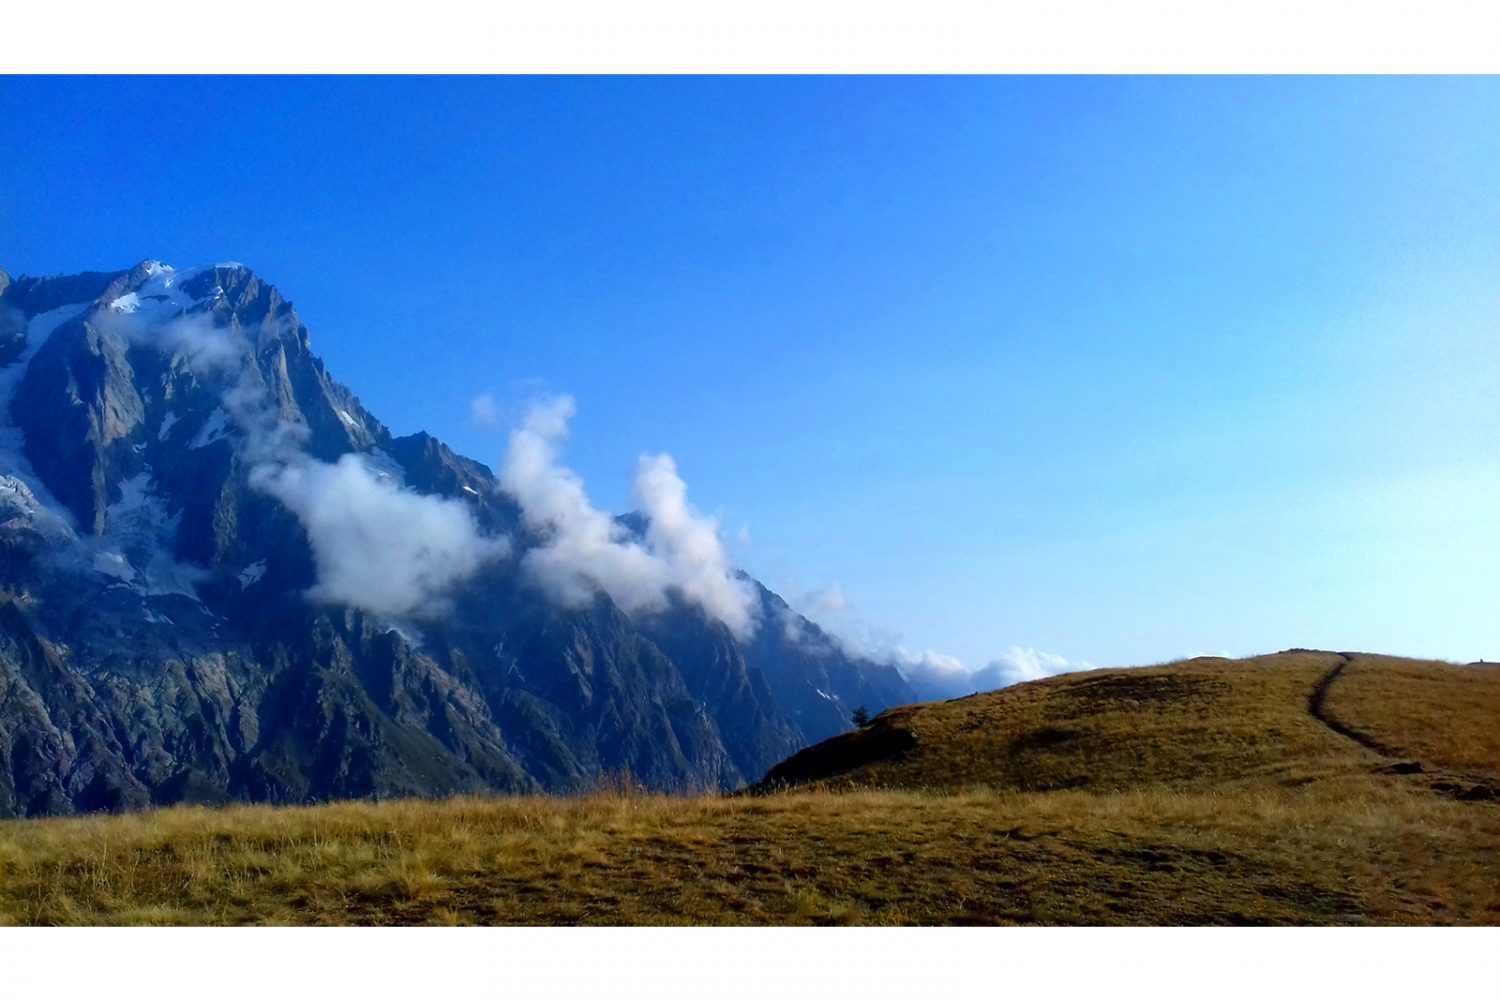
[1,651,1497,925]
[1322,653,1500,784]
[760,651,1360,793]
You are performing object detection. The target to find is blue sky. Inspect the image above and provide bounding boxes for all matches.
[2,75,1497,668]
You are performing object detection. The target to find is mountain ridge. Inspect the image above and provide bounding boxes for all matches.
[0,259,919,817]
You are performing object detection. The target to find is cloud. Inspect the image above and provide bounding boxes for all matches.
[882,647,974,700]
[220,371,311,464]
[103,308,245,375]
[783,582,980,694]
[500,395,670,612]
[469,392,501,427]
[786,582,915,659]
[634,453,757,639]
[786,579,1087,696]
[500,396,758,639]
[893,644,1088,698]
[251,454,508,619]
[113,303,508,619]
[145,314,245,373]
[799,583,849,619]
[972,646,1090,689]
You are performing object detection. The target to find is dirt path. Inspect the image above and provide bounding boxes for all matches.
[1307,654,1403,759]
[1309,654,1498,802]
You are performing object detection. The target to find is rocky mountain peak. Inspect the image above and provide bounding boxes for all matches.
[0,261,917,818]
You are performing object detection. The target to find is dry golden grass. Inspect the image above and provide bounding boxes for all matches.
[2,780,1497,926]
[1,651,1496,926]
[769,651,1374,793]
[1322,654,1500,783]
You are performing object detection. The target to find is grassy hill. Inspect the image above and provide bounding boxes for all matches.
[757,650,1500,797]
[1,650,1497,925]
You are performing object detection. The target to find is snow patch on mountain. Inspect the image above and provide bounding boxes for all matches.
[92,550,136,583]
[94,471,208,598]
[238,560,267,589]
[0,301,92,539]
[189,408,231,449]
[116,263,215,322]
[108,291,141,314]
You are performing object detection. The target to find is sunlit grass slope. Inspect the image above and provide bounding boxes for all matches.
[1320,653,1500,785]
[758,650,1500,796]
[1,651,1496,925]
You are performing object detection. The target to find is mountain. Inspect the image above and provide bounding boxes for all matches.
[0,260,916,818]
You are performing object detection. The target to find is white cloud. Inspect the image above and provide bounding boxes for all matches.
[251,454,508,619]
[500,395,670,612]
[972,646,1090,690]
[102,307,245,375]
[469,392,501,427]
[799,583,849,619]
[499,396,758,639]
[145,314,244,373]
[634,453,757,640]
[786,578,1087,696]
[221,373,310,463]
[892,644,1088,698]
[881,646,975,699]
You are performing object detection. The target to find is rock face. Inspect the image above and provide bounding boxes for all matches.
[0,261,916,817]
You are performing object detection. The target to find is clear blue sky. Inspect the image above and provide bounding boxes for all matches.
[3,75,1497,668]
